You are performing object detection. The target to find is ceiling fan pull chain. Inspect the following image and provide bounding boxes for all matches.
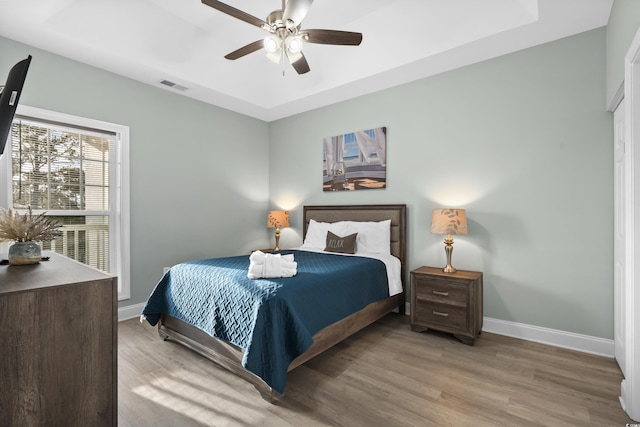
[281,50,286,76]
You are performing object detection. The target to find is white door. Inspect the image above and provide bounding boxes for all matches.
[614,100,626,377]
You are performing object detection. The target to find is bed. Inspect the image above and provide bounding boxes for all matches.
[142,204,406,401]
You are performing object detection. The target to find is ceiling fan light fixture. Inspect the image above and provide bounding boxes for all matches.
[266,50,282,64]
[285,36,303,54]
[286,49,303,64]
[264,34,283,64]
[264,35,281,53]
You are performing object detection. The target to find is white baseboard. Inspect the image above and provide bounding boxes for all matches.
[118,302,145,322]
[482,317,614,358]
[405,302,613,357]
[120,301,614,358]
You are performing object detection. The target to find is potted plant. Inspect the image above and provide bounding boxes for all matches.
[0,207,62,265]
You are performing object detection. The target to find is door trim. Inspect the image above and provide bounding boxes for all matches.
[620,26,640,422]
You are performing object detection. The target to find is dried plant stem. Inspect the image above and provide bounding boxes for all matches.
[0,207,62,243]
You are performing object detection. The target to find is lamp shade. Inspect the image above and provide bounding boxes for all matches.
[267,210,290,228]
[430,209,468,235]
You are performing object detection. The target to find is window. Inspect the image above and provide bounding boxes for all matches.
[1,106,130,300]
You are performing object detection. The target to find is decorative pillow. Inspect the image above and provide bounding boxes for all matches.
[344,220,391,254]
[300,219,348,250]
[324,231,357,254]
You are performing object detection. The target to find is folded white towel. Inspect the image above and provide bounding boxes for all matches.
[247,251,297,279]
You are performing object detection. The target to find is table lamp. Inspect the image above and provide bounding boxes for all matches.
[267,210,290,251]
[430,208,468,273]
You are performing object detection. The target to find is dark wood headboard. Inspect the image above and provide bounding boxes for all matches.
[303,204,407,290]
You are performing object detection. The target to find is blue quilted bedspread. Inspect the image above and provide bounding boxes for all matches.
[141,250,389,394]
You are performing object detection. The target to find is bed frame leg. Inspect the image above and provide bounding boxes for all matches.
[158,325,169,341]
[256,386,281,404]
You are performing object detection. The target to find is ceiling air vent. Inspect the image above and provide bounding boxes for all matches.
[159,79,188,91]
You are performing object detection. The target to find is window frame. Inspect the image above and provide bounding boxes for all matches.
[0,105,131,300]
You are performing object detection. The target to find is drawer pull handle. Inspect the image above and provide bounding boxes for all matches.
[433,311,449,317]
[433,290,449,297]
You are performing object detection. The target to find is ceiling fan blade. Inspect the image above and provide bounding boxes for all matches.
[201,0,269,30]
[283,0,313,26]
[290,52,310,74]
[302,29,363,46]
[224,40,264,60]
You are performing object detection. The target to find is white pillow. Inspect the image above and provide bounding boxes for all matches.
[344,220,391,254]
[300,219,348,250]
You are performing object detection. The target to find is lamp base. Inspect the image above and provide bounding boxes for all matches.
[443,264,457,273]
[442,235,457,274]
[273,227,281,251]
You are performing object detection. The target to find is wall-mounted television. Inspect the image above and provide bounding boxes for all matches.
[0,55,32,156]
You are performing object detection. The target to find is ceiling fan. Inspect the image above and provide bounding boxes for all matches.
[202,0,363,74]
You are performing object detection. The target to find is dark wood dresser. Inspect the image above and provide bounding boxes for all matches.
[410,266,483,345]
[0,252,117,426]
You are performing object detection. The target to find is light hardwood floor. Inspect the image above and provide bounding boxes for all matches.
[118,314,633,426]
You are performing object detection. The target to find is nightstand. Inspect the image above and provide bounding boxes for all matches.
[410,266,483,345]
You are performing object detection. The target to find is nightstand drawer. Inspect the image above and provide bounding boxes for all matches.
[414,278,468,307]
[414,302,468,330]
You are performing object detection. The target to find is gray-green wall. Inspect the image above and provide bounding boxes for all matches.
[0,25,618,339]
[606,0,640,107]
[270,28,614,339]
[0,36,270,307]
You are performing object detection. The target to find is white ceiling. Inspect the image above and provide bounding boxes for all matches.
[0,0,613,122]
